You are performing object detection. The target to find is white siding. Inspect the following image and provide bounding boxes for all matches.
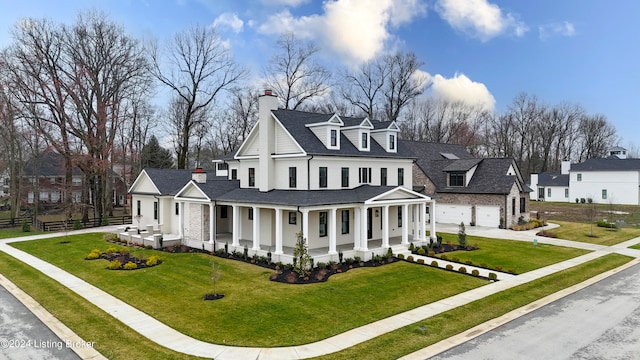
[237,129,260,156]
[307,156,413,190]
[570,170,640,205]
[275,123,302,154]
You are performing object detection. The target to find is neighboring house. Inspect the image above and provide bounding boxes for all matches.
[21,151,128,208]
[530,147,640,205]
[22,151,85,206]
[405,141,531,228]
[0,169,9,198]
[529,161,571,202]
[127,91,435,264]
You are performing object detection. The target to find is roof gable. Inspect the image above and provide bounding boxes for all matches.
[235,122,260,158]
[366,187,431,203]
[571,158,640,172]
[175,181,210,201]
[129,169,160,194]
[131,168,193,195]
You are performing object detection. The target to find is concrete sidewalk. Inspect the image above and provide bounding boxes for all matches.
[1,225,640,359]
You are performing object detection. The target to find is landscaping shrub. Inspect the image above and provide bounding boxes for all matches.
[494,265,503,271]
[440,254,448,260]
[445,264,453,270]
[108,260,122,270]
[146,255,160,267]
[120,247,130,255]
[105,247,119,254]
[397,254,405,259]
[507,269,517,274]
[417,259,425,264]
[480,263,488,268]
[85,251,101,260]
[458,266,467,274]
[73,220,83,230]
[488,272,497,280]
[145,245,153,250]
[407,256,414,262]
[452,256,460,263]
[417,248,426,255]
[465,260,473,265]
[471,269,480,276]
[430,261,438,267]
[597,220,617,229]
[457,222,467,248]
[427,250,435,257]
[123,262,138,270]
[22,220,31,232]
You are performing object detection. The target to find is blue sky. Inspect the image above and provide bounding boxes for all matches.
[1,0,639,148]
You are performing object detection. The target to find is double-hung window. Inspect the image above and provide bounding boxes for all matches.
[341,167,349,187]
[319,167,328,188]
[248,168,255,187]
[341,210,349,234]
[319,211,327,237]
[289,167,297,188]
[381,168,387,186]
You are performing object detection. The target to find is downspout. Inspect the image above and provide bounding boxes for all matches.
[307,155,314,190]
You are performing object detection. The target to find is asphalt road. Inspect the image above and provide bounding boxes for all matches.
[0,285,80,360]
[430,263,640,360]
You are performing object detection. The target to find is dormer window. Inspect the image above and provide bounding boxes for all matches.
[389,134,395,150]
[449,173,465,187]
[361,132,369,149]
[330,129,337,147]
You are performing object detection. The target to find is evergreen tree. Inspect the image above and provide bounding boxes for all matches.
[140,135,173,169]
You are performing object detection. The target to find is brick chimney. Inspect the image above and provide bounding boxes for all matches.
[192,167,207,184]
[258,89,278,192]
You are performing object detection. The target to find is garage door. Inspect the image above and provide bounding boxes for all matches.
[436,204,472,225]
[476,205,500,227]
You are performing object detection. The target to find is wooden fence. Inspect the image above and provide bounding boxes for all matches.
[34,216,132,232]
[0,217,34,229]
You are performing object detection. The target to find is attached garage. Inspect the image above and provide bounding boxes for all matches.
[475,205,500,227]
[436,204,472,225]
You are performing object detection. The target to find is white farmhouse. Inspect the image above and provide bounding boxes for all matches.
[126,91,436,264]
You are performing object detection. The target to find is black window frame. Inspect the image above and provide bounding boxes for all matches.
[231,168,237,180]
[519,197,526,213]
[319,167,328,188]
[330,129,337,147]
[341,209,349,234]
[381,168,387,186]
[398,168,404,186]
[361,132,368,149]
[398,206,402,227]
[220,206,228,219]
[449,173,464,187]
[289,211,297,225]
[175,203,179,215]
[341,167,349,188]
[359,167,371,184]
[136,200,141,216]
[289,167,297,188]
[153,201,158,220]
[248,168,255,187]
[389,134,395,150]
[248,208,253,220]
[319,211,328,237]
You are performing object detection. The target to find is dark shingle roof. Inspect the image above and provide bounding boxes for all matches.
[403,141,529,195]
[24,151,83,177]
[216,185,396,206]
[571,158,640,171]
[143,169,194,195]
[273,109,413,158]
[442,159,482,172]
[537,172,569,187]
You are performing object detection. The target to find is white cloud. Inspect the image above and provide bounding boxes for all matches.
[539,21,576,40]
[258,0,427,64]
[428,72,495,112]
[213,13,244,33]
[435,0,527,41]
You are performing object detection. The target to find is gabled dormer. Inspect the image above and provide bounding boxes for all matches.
[443,159,482,187]
[305,114,344,150]
[370,121,400,153]
[342,117,373,152]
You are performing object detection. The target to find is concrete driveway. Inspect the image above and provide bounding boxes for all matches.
[429,262,640,360]
[0,285,80,360]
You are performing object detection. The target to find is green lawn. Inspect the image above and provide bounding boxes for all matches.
[543,220,640,246]
[630,244,640,250]
[314,253,632,360]
[0,227,44,239]
[9,233,487,347]
[431,233,589,273]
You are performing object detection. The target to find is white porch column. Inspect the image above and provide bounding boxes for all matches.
[401,204,409,245]
[232,205,239,246]
[381,205,389,248]
[209,203,215,244]
[353,207,361,250]
[361,205,369,251]
[275,208,283,254]
[420,202,427,242]
[178,202,184,238]
[302,209,309,246]
[252,206,260,250]
[412,204,420,241]
[429,200,437,241]
[329,208,337,255]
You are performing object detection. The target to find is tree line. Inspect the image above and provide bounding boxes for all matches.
[0,10,619,220]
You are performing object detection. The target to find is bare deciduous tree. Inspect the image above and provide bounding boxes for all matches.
[383,52,429,122]
[263,32,331,111]
[339,59,388,119]
[150,24,247,168]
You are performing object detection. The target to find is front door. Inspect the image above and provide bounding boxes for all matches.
[367,208,372,239]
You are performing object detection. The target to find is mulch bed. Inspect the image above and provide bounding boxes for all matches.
[99,252,163,269]
[269,257,399,284]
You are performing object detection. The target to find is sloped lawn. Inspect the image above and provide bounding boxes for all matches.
[541,220,640,246]
[9,233,487,347]
[431,233,589,273]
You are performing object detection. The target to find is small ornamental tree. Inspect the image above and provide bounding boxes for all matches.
[293,232,312,277]
[211,260,222,296]
[458,222,467,249]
